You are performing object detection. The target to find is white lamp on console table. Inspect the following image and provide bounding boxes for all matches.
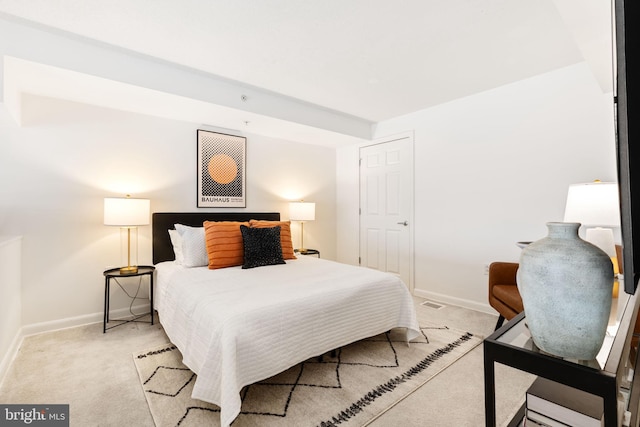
[563,180,621,276]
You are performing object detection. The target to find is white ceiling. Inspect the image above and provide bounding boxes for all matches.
[0,0,613,126]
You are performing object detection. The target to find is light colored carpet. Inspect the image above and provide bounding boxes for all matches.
[0,298,535,426]
[133,325,481,427]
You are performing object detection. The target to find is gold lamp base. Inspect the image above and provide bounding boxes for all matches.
[119,265,139,275]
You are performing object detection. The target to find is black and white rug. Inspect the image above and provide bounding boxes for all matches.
[133,325,480,427]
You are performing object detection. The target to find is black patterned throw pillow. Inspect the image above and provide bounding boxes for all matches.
[240,225,286,269]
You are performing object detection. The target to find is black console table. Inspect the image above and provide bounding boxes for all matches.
[484,286,640,427]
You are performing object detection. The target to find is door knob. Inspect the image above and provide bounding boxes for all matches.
[397,221,408,226]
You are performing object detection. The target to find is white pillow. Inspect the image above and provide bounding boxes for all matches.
[174,224,208,267]
[168,229,184,265]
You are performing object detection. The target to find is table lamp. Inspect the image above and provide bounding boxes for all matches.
[289,201,315,254]
[104,195,150,274]
[563,181,621,274]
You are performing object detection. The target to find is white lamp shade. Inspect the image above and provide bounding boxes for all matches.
[104,197,150,226]
[289,202,315,221]
[563,182,620,227]
[585,227,617,258]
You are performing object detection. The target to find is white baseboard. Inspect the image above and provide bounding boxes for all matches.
[0,328,24,389]
[21,304,152,336]
[413,288,497,316]
[0,304,152,387]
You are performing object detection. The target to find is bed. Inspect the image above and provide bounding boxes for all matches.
[152,212,420,427]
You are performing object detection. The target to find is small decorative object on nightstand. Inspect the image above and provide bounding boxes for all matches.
[103,265,155,333]
[295,248,320,258]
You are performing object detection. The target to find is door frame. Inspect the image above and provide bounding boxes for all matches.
[359,131,415,293]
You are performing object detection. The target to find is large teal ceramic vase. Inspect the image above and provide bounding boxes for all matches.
[517,222,614,360]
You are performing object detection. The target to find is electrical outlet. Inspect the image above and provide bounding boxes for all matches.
[484,264,490,275]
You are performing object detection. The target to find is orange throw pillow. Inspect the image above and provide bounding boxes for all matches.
[249,220,297,260]
[204,221,250,269]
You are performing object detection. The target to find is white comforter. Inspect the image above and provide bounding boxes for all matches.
[155,256,420,427]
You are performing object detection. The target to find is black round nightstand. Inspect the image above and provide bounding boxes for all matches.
[103,265,155,333]
[295,249,320,258]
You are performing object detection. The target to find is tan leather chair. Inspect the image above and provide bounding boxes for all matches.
[488,262,523,330]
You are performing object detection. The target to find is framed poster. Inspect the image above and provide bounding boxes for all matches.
[197,130,246,208]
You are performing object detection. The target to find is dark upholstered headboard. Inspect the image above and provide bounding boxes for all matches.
[152,212,281,264]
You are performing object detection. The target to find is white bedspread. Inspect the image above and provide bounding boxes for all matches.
[155,256,420,427]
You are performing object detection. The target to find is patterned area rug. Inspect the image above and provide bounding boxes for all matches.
[133,324,481,427]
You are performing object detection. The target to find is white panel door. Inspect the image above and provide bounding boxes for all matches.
[359,135,413,290]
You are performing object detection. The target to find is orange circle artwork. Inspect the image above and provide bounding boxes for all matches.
[208,154,238,184]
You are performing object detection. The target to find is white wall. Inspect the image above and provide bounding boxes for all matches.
[0,96,336,330]
[0,236,21,383]
[337,62,618,313]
